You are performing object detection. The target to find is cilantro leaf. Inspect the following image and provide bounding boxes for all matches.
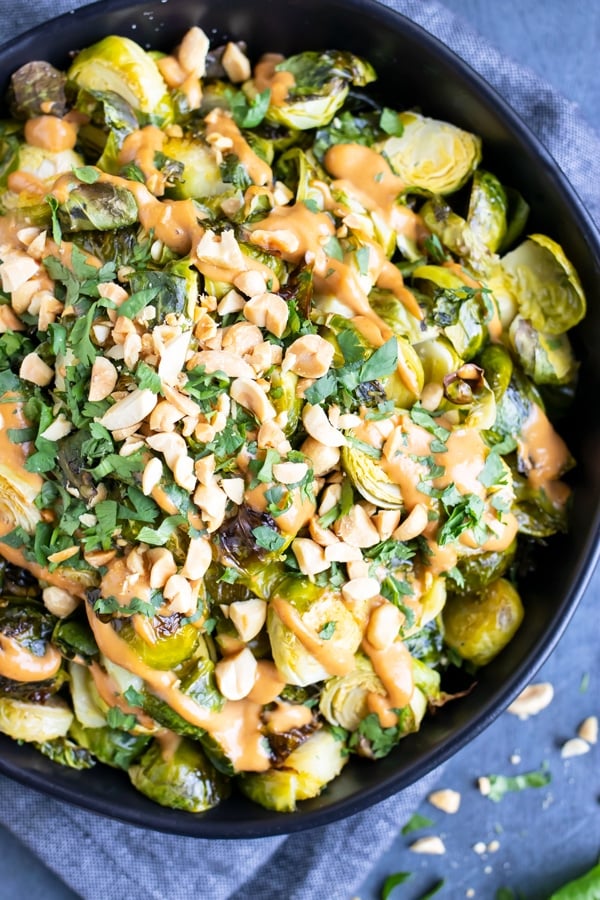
[119,286,159,319]
[123,686,145,707]
[137,515,186,546]
[73,166,100,184]
[252,525,286,552]
[318,621,336,640]
[359,338,398,383]
[229,87,271,128]
[106,707,137,731]
[381,872,412,900]
[401,812,435,835]
[483,764,551,802]
[437,494,485,546]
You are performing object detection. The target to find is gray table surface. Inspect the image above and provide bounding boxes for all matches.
[1,1,599,898]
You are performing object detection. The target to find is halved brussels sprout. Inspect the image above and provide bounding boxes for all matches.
[511,473,569,537]
[9,61,67,119]
[253,51,376,131]
[478,344,513,402]
[238,727,347,812]
[57,181,139,232]
[319,654,384,730]
[369,288,432,345]
[442,577,524,666]
[415,335,463,384]
[380,112,481,194]
[467,170,508,253]
[501,234,586,334]
[69,662,107,728]
[442,364,497,430]
[341,445,403,510]
[0,143,84,209]
[68,35,173,121]
[508,315,576,386]
[129,737,230,812]
[163,137,229,200]
[0,696,73,742]
[117,618,201,671]
[420,198,493,276]
[267,579,362,686]
[382,337,425,406]
[451,540,517,594]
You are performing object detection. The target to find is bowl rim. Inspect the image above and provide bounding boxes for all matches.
[0,0,599,839]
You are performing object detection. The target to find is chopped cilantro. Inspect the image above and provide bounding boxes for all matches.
[135,360,163,393]
[123,686,145,707]
[482,763,551,802]
[106,707,137,731]
[302,198,320,213]
[478,451,509,489]
[381,872,412,900]
[356,245,370,276]
[119,286,159,319]
[349,710,409,758]
[46,195,62,244]
[324,235,344,262]
[137,515,186,546]
[438,494,485,546]
[252,524,286,553]
[318,621,336,640]
[229,87,271,128]
[401,812,434,835]
[73,165,100,184]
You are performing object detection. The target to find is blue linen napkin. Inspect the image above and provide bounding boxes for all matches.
[0,2,598,899]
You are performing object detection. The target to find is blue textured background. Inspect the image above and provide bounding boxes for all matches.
[0,1,598,897]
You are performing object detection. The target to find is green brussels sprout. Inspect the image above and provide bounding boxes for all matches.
[0,696,73,742]
[0,142,84,207]
[511,473,569,537]
[369,288,432,345]
[442,364,497,430]
[415,335,463,384]
[442,577,524,667]
[162,136,228,200]
[478,344,513,401]
[269,367,302,435]
[126,257,199,321]
[452,541,517,594]
[69,720,151,770]
[508,316,576,386]
[35,735,96,770]
[68,35,173,122]
[420,197,493,276]
[487,368,539,450]
[253,51,376,130]
[57,181,139,233]
[9,61,67,119]
[501,234,586,335]
[412,658,441,702]
[341,444,403,509]
[238,727,347,812]
[267,578,362,686]
[0,598,66,700]
[429,286,491,361]
[499,186,530,253]
[117,619,201,671]
[74,88,139,161]
[467,170,508,253]
[319,654,385,730]
[70,225,144,268]
[379,112,481,194]
[273,147,327,206]
[129,737,230,812]
[381,337,425,407]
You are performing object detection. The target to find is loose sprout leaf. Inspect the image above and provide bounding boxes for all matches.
[381,872,412,899]
[379,107,404,137]
[548,862,600,900]
[483,764,551,802]
[401,812,435,835]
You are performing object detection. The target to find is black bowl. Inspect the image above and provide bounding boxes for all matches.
[1,0,599,838]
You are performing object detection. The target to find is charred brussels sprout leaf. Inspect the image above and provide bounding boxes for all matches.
[35,735,96,770]
[129,737,230,812]
[511,473,569,537]
[452,542,517,594]
[9,61,67,118]
[69,720,150,770]
[52,615,98,663]
[57,181,139,232]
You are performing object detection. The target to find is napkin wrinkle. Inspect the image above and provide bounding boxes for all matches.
[0,1,599,899]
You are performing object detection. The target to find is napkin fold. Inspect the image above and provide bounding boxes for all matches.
[0,2,598,899]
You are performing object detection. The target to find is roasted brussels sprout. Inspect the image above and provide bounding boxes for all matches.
[442,577,524,666]
[319,654,384,730]
[0,696,73,742]
[57,180,139,232]
[129,737,230,812]
[9,61,67,119]
[69,720,151,770]
[238,727,347,812]
[379,112,481,194]
[508,315,577,386]
[68,35,173,121]
[341,445,403,509]
[467,170,508,253]
[501,234,586,334]
[251,50,376,130]
[35,736,96,770]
